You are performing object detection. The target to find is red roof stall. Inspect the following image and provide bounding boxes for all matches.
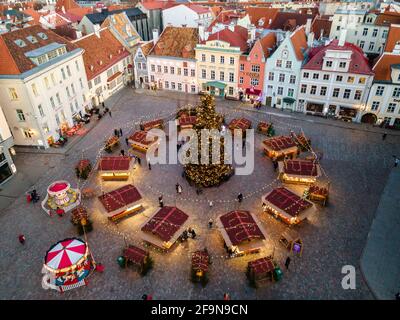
[216,210,267,256]
[141,119,164,131]
[98,156,131,181]
[141,206,190,250]
[262,187,315,225]
[228,118,252,136]
[278,159,321,185]
[128,131,158,152]
[178,115,197,130]
[248,257,275,282]
[262,135,298,159]
[98,184,143,221]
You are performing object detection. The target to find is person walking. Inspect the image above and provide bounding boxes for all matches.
[109,110,112,118]
[120,149,125,157]
[382,132,387,140]
[158,195,163,208]
[114,128,119,137]
[119,128,123,136]
[209,200,214,208]
[223,293,230,300]
[285,256,291,270]
[176,183,182,195]
[208,218,213,229]
[18,234,26,245]
[394,157,399,168]
[137,157,141,166]
[272,157,278,171]
[148,161,152,170]
[237,193,243,203]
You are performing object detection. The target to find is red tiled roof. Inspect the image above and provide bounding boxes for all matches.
[303,40,373,75]
[179,115,197,126]
[248,257,274,275]
[375,11,400,26]
[206,25,248,51]
[263,136,296,151]
[283,159,319,176]
[55,0,80,12]
[384,24,400,53]
[141,206,189,242]
[123,245,148,265]
[66,7,93,19]
[311,16,332,40]
[23,8,49,25]
[259,32,277,58]
[141,1,176,10]
[245,7,279,28]
[269,12,316,31]
[0,25,78,75]
[73,28,129,80]
[99,184,142,213]
[290,26,308,61]
[128,131,157,145]
[264,187,312,217]
[142,119,163,131]
[98,156,130,171]
[219,210,266,246]
[229,118,252,130]
[373,53,400,81]
[185,4,210,14]
[140,41,154,56]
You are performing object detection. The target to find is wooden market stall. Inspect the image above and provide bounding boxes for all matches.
[262,187,315,225]
[191,249,210,285]
[246,257,281,285]
[257,122,274,136]
[178,115,197,130]
[98,156,132,181]
[128,131,158,153]
[98,184,143,222]
[290,131,311,151]
[70,206,93,235]
[75,159,92,180]
[119,245,152,275]
[141,206,190,250]
[262,136,299,160]
[104,135,120,153]
[141,119,164,131]
[306,184,329,206]
[279,229,303,256]
[216,210,267,256]
[228,118,252,137]
[278,159,321,185]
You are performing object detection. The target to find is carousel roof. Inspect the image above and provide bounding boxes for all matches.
[264,187,312,217]
[44,238,87,271]
[219,210,266,246]
[98,184,142,213]
[141,206,189,242]
[229,118,252,130]
[98,156,130,171]
[248,257,275,275]
[263,135,297,151]
[128,131,157,145]
[283,159,319,176]
[48,182,69,193]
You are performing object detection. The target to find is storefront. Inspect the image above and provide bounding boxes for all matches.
[338,106,358,121]
[203,81,226,97]
[244,88,262,103]
[306,102,324,114]
[282,97,296,110]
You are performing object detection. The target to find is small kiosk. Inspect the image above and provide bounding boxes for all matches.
[279,229,303,256]
[306,184,329,206]
[98,156,132,181]
[178,115,197,130]
[246,257,282,286]
[128,131,158,153]
[278,159,321,185]
[104,135,120,153]
[228,118,252,137]
[262,136,298,160]
[257,122,274,136]
[118,245,153,275]
[141,119,164,131]
[191,249,210,285]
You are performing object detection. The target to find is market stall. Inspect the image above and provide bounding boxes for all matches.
[141,119,164,131]
[41,180,81,216]
[246,257,282,286]
[262,135,298,160]
[104,135,120,153]
[305,184,329,206]
[228,118,252,137]
[278,159,321,185]
[98,156,132,181]
[216,210,267,256]
[178,115,197,130]
[75,159,92,180]
[262,187,315,225]
[257,122,274,136]
[128,131,159,153]
[71,206,93,235]
[117,245,152,275]
[290,131,311,151]
[42,238,93,292]
[279,229,303,256]
[98,184,143,221]
[191,249,210,285]
[141,206,190,250]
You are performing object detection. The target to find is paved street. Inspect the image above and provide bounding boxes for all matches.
[1,87,399,300]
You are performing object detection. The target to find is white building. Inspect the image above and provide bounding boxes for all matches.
[298,36,374,122]
[0,105,16,185]
[133,41,153,89]
[73,27,132,107]
[162,4,213,28]
[147,27,199,94]
[0,25,90,148]
[263,26,308,111]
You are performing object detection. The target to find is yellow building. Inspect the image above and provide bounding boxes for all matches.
[195,26,248,99]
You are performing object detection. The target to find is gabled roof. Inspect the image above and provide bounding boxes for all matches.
[259,32,277,58]
[311,16,332,39]
[206,25,248,51]
[73,28,129,80]
[269,12,316,31]
[207,9,245,32]
[384,24,400,53]
[373,52,400,81]
[303,40,374,75]
[149,26,198,59]
[55,0,80,12]
[23,8,49,25]
[184,4,210,14]
[0,25,78,75]
[290,26,308,61]
[140,41,154,56]
[374,10,400,26]
[245,7,279,28]
[140,1,176,10]
[101,12,141,43]
[86,8,145,25]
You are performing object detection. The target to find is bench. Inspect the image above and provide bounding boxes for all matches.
[108,204,143,222]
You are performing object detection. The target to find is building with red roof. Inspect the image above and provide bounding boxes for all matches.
[298,38,374,121]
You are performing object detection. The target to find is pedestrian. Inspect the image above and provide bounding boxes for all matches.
[208,218,213,229]
[237,193,243,203]
[191,229,196,239]
[148,162,152,170]
[182,230,188,241]
[114,128,119,137]
[120,149,125,157]
[223,293,230,300]
[158,195,163,208]
[395,292,400,300]
[56,207,64,217]
[18,234,26,245]
[119,128,123,136]
[102,102,105,108]
[146,294,153,300]
[382,132,387,140]
[394,157,399,168]
[109,110,112,118]
[137,157,141,165]
[285,256,291,270]
[141,294,148,300]
[176,183,182,194]
[272,158,278,171]
[209,200,214,208]
[125,137,129,146]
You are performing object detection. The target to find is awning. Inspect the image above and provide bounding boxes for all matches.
[283,97,296,104]
[127,64,133,69]
[107,71,122,82]
[245,88,262,96]
[205,81,226,90]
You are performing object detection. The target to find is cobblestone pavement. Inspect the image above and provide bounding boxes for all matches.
[1,88,399,300]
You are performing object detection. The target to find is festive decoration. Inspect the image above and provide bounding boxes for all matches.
[41,181,81,215]
[75,159,92,180]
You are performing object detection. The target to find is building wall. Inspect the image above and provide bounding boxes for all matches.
[147,56,198,93]
[0,105,15,185]
[134,48,149,88]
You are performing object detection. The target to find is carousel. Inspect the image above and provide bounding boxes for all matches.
[41,180,81,216]
[41,238,94,292]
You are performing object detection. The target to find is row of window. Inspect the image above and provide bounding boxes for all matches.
[164,81,196,93]
[266,85,295,97]
[300,84,363,100]
[374,86,400,97]
[150,65,196,77]
[371,101,400,114]
[239,77,259,86]
[201,54,235,65]
[239,64,261,72]
[268,72,296,84]
[275,60,292,69]
[303,72,367,84]
[201,69,235,82]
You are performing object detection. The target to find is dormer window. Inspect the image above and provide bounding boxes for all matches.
[98,60,103,65]
[26,36,38,44]
[109,54,113,59]
[90,65,94,71]
[37,32,48,40]
[325,61,333,67]
[14,39,26,47]
[339,62,346,68]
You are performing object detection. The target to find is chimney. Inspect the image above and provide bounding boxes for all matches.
[393,41,400,54]
[199,25,205,41]
[268,18,272,25]
[76,30,82,39]
[338,28,347,46]
[94,24,101,38]
[305,18,312,35]
[307,31,315,47]
[62,6,65,14]
[152,28,159,43]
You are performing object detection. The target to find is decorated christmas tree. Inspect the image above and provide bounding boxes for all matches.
[183,95,233,187]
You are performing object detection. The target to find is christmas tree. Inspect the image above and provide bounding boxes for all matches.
[183,94,233,187]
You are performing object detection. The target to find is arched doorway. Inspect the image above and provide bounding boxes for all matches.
[361,113,377,124]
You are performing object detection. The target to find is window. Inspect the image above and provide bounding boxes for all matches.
[360,41,365,49]
[228,87,234,95]
[372,29,378,37]
[75,61,80,71]
[354,90,362,100]
[371,101,380,111]
[277,87,283,95]
[50,97,56,109]
[177,68,181,75]
[56,93,61,104]
[171,82,176,90]
[66,87,70,97]
[320,86,327,96]
[51,73,56,85]
[178,83,182,91]
[239,77,243,84]
[375,86,384,96]
[251,65,260,73]
[286,61,292,69]
[55,114,60,126]
[362,28,368,36]
[325,61,332,67]
[300,84,307,93]
[71,84,75,95]
[220,71,224,81]
[229,72,234,82]
[191,69,195,77]
[289,75,296,84]
[313,73,319,80]
[347,76,355,83]
[323,74,329,81]
[79,78,84,89]
[310,86,317,95]
[9,88,18,100]
[268,72,274,81]
[211,55,215,63]
[393,87,400,97]
[333,88,340,97]
[88,81,92,89]
[251,78,259,86]
[336,75,343,82]
[184,68,188,76]
[157,65,161,73]
[191,85,196,93]
[210,70,215,80]
[343,89,351,99]
[201,54,206,62]
[279,74,285,82]
[201,69,206,79]
[66,65,71,77]
[359,77,366,84]
[150,75,154,82]
[288,88,294,97]
[382,30,388,39]
[339,62,346,68]
[387,103,396,113]
[369,42,375,51]
[276,60,282,67]
[16,109,25,121]
[229,57,234,65]
[220,56,225,64]
[151,64,155,72]
[31,84,38,96]
[170,67,175,74]
[94,76,101,86]
[303,72,309,79]
[164,66,168,73]
[165,81,169,89]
